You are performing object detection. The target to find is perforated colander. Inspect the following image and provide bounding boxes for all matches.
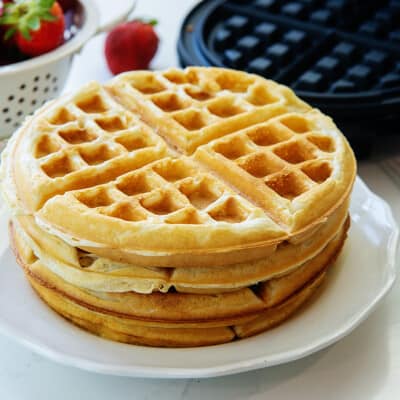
[0,0,135,139]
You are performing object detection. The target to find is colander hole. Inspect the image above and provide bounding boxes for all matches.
[52,77,58,83]
[14,122,19,128]
[2,108,9,113]
[44,87,49,93]
[33,86,38,92]
[19,84,26,90]
[34,76,40,82]
[53,86,59,92]
[8,95,14,101]
[17,111,23,117]
[5,118,11,124]
[46,74,51,80]
[18,98,24,104]
[31,100,37,106]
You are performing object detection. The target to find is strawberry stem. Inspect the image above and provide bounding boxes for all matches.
[134,18,158,27]
[0,0,57,40]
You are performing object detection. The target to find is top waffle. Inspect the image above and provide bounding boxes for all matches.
[1,67,356,260]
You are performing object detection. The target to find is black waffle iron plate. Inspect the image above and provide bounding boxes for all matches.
[178,0,400,159]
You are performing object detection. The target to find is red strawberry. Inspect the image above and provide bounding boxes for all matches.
[0,0,65,57]
[105,20,159,75]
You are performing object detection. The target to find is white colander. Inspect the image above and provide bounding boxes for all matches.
[0,0,135,139]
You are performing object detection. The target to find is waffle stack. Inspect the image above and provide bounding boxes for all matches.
[1,67,356,347]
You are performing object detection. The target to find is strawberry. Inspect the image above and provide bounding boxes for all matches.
[105,19,159,75]
[0,0,65,57]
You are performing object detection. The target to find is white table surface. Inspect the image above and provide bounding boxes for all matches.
[1,1,399,399]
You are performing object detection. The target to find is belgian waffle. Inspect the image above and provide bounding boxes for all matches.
[14,197,348,294]
[11,220,344,346]
[1,68,355,265]
[0,67,357,347]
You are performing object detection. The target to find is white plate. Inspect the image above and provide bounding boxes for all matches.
[0,177,397,379]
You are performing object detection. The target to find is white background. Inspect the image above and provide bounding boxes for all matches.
[0,1,399,399]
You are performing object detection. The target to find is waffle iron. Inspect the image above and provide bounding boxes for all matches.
[177,0,400,159]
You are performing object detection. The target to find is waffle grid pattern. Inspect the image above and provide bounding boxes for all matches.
[71,157,261,226]
[50,72,338,230]
[193,107,342,228]
[23,84,169,210]
[221,1,400,93]
[108,68,308,154]
[36,88,167,178]
[128,68,279,116]
[206,113,335,201]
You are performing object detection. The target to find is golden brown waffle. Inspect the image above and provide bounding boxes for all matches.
[1,68,356,266]
[12,222,336,347]
[1,67,356,348]
[14,197,348,294]
[11,219,347,328]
